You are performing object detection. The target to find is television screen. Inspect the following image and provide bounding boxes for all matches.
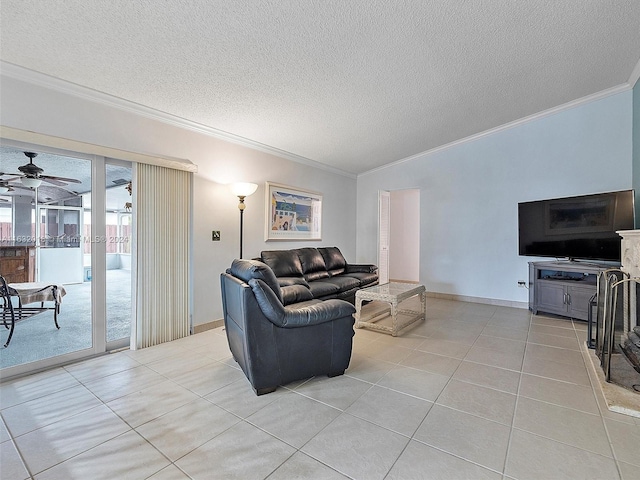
[518,190,635,261]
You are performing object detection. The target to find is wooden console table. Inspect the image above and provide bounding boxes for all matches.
[0,245,36,283]
[354,282,426,336]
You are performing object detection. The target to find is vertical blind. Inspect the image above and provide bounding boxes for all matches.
[134,163,192,348]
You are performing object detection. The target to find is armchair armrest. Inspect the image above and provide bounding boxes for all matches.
[249,279,355,328]
[346,263,378,274]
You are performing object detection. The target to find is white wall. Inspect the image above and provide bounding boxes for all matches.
[1,73,358,326]
[193,161,357,326]
[357,90,634,304]
[39,247,84,284]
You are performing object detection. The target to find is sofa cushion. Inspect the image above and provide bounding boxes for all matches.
[308,281,340,299]
[228,259,283,303]
[321,275,361,292]
[342,271,379,287]
[281,284,314,306]
[277,276,310,288]
[261,250,304,278]
[295,247,330,281]
[319,247,347,276]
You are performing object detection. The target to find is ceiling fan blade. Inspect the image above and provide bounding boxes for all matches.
[8,184,35,192]
[58,187,79,196]
[42,175,81,184]
[40,177,69,187]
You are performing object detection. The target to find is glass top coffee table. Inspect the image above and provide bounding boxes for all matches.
[354,282,426,336]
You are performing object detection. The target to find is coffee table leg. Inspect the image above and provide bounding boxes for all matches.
[355,296,363,328]
[391,299,398,336]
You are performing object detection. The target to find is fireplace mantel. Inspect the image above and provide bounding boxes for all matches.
[618,229,640,277]
[618,229,639,330]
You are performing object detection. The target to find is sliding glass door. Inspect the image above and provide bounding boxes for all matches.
[0,142,134,377]
[105,163,133,347]
[0,145,94,372]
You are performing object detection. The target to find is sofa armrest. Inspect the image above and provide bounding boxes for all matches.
[249,279,355,327]
[283,299,355,327]
[346,263,378,274]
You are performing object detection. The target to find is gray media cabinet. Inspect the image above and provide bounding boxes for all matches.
[528,261,619,321]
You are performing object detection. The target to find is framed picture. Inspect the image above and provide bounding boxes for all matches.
[265,182,322,241]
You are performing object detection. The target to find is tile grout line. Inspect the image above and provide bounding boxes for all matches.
[393,305,507,477]
[500,308,532,479]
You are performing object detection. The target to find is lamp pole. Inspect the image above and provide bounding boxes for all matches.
[230,182,258,260]
[238,195,246,258]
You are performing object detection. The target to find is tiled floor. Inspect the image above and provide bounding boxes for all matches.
[1,298,639,479]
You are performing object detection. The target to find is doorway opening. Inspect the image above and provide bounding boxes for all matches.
[379,189,420,284]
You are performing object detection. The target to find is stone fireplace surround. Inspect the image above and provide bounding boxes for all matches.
[586,230,640,418]
[618,230,640,373]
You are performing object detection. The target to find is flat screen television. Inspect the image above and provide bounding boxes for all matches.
[518,190,635,262]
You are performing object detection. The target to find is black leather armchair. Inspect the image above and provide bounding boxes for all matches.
[220,259,356,395]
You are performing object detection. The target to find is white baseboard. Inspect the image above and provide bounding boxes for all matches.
[193,319,224,334]
[425,292,529,310]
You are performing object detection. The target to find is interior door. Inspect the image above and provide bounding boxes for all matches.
[378,190,390,284]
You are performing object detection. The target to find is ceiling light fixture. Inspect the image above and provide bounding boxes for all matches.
[21,177,42,188]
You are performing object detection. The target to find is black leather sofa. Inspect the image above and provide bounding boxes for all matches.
[259,246,378,305]
[220,259,356,395]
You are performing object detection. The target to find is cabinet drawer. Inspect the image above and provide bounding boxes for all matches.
[0,258,26,274]
[2,272,25,284]
[0,248,27,259]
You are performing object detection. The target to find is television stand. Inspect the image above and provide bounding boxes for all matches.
[528,261,618,321]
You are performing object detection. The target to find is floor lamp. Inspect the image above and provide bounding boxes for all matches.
[230,182,258,258]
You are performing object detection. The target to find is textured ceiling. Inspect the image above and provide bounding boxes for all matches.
[1,0,640,175]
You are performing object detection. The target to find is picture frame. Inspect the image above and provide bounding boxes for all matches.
[265,182,322,241]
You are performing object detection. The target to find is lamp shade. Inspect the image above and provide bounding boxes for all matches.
[229,182,258,198]
[21,177,42,188]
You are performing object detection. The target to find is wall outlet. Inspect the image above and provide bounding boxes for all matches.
[212,230,221,241]
[517,281,526,287]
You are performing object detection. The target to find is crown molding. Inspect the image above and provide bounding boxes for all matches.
[0,61,356,179]
[0,125,199,172]
[629,57,640,88]
[360,82,633,177]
